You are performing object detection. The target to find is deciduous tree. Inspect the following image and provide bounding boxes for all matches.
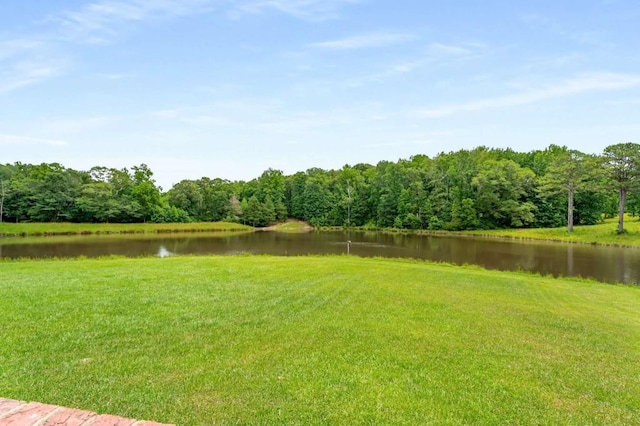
[472,159,536,228]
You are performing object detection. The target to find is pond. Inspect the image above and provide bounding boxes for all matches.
[2,230,639,285]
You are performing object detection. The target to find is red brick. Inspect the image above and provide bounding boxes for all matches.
[0,399,26,418]
[0,401,58,425]
[84,414,136,425]
[39,407,97,425]
[0,399,174,426]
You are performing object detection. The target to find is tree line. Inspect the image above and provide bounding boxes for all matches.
[1,143,639,233]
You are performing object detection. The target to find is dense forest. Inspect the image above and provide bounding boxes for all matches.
[2,143,640,232]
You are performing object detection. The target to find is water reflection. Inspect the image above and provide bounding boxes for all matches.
[1,231,640,285]
[157,245,173,258]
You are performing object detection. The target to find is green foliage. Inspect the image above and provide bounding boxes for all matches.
[449,198,479,230]
[3,143,639,230]
[603,142,640,189]
[263,195,277,225]
[150,205,191,223]
[533,193,566,228]
[243,195,263,227]
[538,150,603,232]
[428,215,443,230]
[373,161,403,227]
[257,168,288,221]
[574,191,606,225]
[285,172,306,219]
[472,160,537,228]
[166,180,203,219]
[603,142,640,233]
[167,177,233,222]
[241,195,277,227]
[302,176,330,226]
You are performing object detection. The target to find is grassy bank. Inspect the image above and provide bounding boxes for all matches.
[263,219,313,233]
[0,221,253,237]
[1,256,639,424]
[6,217,640,248]
[456,216,640,247]
[321,216,640,248]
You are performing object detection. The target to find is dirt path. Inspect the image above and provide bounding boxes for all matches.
[262,220,314,232]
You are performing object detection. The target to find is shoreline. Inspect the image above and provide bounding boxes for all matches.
[0,222,254,238]
[3,218,640,249]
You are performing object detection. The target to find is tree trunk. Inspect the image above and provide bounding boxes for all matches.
[618,187,626,234]
[567,185,574,232]
[0,180,4,224]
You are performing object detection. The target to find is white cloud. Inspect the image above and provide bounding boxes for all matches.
[344,60,421,87]
[231,0,360,21]
[0,39,44,61]
[428,43,473,56]
[425,42,488,63]
[0,60,61,93]
[340,41,485,88]
[311,32,415,50]
[0,1,214,92]
[605,97,640,105]
[366,139,432,148]
[41,116,114,134]
[519,12,611,48]
[96,72,134,80]
[0,134,69,146]
[50,0,360,38]
[0,0,360,95]
[143,99,394,149]
[0,37,61,93]
[51,0,214,43]
[419,72,640,118]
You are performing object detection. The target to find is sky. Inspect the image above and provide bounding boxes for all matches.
[1,0,640,189]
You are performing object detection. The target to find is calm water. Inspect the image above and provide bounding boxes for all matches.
[1,231,639,284]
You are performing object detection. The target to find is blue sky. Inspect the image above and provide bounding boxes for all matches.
[1,0,639,189]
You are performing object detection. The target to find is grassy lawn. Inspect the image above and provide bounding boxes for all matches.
[455,216,640,247]
[0,221,253,237]
[1,256,639,424]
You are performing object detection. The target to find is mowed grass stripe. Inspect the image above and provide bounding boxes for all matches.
[1,256,639,425]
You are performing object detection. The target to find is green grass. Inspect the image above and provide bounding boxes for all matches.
[1,256,639,424]
[454,216,640,247]
[0,221,253,237]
